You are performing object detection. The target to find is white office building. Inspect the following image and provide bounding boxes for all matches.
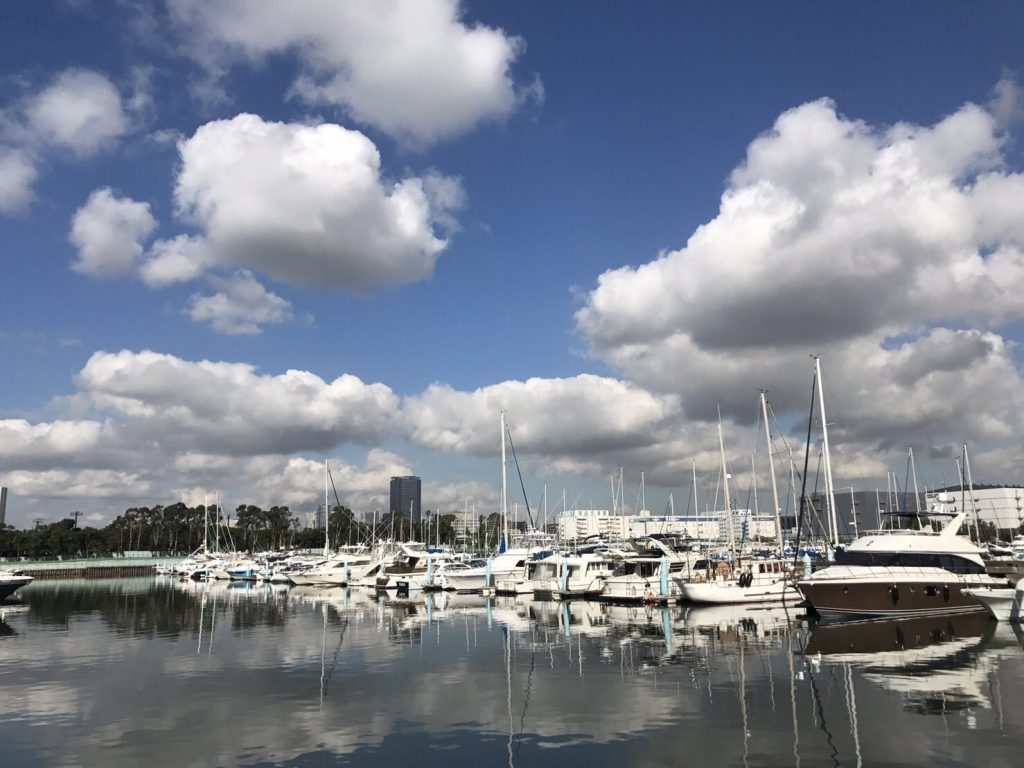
[557,508,778,544]
[925,486,1024,532]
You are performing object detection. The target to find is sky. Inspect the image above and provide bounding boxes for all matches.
[2,1,1024,529]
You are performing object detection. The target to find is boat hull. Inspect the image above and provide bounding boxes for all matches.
[680,578,801,605]
[0,575,33,601]
[963,586,1024,621]
[798,573,992,619]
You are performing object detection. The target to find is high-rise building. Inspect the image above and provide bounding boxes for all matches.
[390,476,422,524]
[0,486,7,527]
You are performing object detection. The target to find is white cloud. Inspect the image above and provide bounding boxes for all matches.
[173,452,235,473]
[168,0,535,146]
[0,469,150,499]
[0,419,112,469]
[75,349,400,455]
[0,67,144,217]
[69,187,157,277]
[186,270,293,335]
[575,91,1024,456]
[167,113,461,291]
[403,375,679,457]
[0,149,38,214]
[25,68,131,156]
[243,450,413,510]
[138,234,209,287]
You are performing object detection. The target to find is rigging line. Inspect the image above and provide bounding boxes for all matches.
[505,425,534,528]
[514,648,536,758]
[807,662,841,768]
[321,615,350,701]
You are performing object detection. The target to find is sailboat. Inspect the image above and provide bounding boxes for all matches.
[443,412,555,592]
[680,393,800,605]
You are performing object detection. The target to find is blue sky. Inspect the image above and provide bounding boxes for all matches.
[2,1,1024,528]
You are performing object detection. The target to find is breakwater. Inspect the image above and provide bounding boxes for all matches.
[3,556,179,581]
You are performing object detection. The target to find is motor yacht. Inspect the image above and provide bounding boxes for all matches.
[797,504,1011,620]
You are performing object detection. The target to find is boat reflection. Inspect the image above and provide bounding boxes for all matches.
[807,613,1024,715]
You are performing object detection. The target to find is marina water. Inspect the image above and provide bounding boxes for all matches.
[2,578,1023,767]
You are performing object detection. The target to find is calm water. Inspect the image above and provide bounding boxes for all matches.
[1,579,1023,767]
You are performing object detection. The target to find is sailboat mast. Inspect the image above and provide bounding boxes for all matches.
[500,410,508,546]
[760,391,784,552]
[909,446,921,514]
[717,416,736,564]
[813,355,839,546]
[963,443,982,541]
[692,458,699,523]
[324,459,330,556]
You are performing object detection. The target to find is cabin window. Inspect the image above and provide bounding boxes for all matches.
[515,560,525,568]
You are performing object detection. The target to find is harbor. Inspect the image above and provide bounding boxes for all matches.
[1,577,1023,767]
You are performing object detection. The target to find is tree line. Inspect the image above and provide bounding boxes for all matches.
[0,501,508,559]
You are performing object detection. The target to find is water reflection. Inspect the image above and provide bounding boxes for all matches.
[0,580,1022,767]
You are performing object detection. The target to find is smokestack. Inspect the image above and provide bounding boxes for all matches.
[0,487,7,527]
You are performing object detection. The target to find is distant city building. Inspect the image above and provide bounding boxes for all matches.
[453,505,478,535]
[305,507,327,530]
[390,476,422,524]
[0,486,7,528]
[557,508,778,544]
[926,485,1024,533]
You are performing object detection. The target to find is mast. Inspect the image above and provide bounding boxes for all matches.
[813,355,839,547]
[963,443,982,541]
[692,458,699,522]
[324,459,330,557]
[848,485,858,538]
[909,446,921,515]
[760,390,784,552]
[717,415,736,565]
[500,410,508,548]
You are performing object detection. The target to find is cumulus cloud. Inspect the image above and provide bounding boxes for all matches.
[0,469,150,499]
[0,419,114,469]
[25,68,131,156]
[0,68,138,214]
[186,270,293,335]
[0,150,38,214]
[69,187,157,277]
[167,0,536,146]
[243,450,413,510]
[575,88,1024,459]
[404,375,680,457]
[164,113,462,291]
[138,234,209,287]
[75,349,400,455]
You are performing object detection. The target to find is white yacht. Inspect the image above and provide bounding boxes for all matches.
[443,531,557,592]
[529,552,616,598]
[679,558,802,605]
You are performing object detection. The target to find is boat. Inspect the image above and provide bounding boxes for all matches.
[531,552,616,599]
[443,411,555,592]
[797,499,1012,620]
[679,558,803,604]
[963,582,1024,621]
[0,570,33,601]
[443,531,557,592]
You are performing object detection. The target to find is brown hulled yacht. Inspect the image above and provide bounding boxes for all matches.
[798,500,1010,620]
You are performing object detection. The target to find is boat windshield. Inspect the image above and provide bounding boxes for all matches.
[834,549,984,574]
